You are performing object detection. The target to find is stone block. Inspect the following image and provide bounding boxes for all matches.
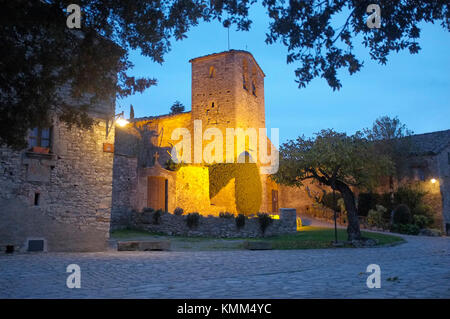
[243,241,272,250]
[138,241,171,251]
[117,241,139,251]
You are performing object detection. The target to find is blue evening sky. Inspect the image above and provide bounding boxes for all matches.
[117,4,450,143]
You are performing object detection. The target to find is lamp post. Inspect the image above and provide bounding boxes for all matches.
[333,188,338,244]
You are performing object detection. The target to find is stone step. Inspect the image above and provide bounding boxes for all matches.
[243,241,273,250]
[117,240,171,251]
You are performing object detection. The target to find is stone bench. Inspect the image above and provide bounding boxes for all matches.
[117,240,171,251]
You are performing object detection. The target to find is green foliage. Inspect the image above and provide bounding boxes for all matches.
[272,129,394,191]
[209,162,262,216]
[391,224,420,235]
[186,212,200,229]
[235,162,262,216]
[169,101,185,114]
[392,204,412,225]
[257,213,273,236]
[153,209,163,225]
[412,215,433,229]
[319,192,342,212]
[394,186,426,212]
[358,193,381,217]
[235,214,246,230]
[219,212,234,219]
[165,158,184,171]
[367,205,387,229]
[3,2,448,148]
[173,207,184,216]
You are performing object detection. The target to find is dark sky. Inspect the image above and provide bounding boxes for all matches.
[117,4,450,143]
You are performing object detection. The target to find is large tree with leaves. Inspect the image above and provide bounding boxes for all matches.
[271,129,394,241]
[1,1,448,149]
[365,116,413,190]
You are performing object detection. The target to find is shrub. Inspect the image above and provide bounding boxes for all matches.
[219,212,234,219]
[235,214,246,229]
[391,223,420,235]
[413,214,433,229]
[394,185,426,211]
[257,212,273,236]
[209,162,262,216]
[357,193,381,216]
[153,209,163,225]
[186,212,200,229]
[173,207,184,216]
[392,204,412,225]
[367,205,387,229]
[143,207,154,213]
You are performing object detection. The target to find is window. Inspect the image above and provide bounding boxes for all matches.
[209,66,215,78]
[448,152,450,165]
[252,80,257,96]
[28,127,52,149]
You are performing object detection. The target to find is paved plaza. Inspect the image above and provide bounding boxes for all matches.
[0,234,449,298]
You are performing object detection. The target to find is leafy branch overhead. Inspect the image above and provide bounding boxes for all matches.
[263,0,449,90]
[1,1,448,148]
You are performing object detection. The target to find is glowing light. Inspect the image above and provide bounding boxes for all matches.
[116,117,129,127]
[270,214,280,220]
[430,178,437,184]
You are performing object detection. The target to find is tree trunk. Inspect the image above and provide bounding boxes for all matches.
[335,181,361,241]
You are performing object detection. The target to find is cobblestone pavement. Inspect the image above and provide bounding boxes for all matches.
[0,235,449,298]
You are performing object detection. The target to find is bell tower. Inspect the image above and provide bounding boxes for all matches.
[189,50,266,162]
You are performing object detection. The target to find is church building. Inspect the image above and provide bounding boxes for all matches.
[111,50,281,228]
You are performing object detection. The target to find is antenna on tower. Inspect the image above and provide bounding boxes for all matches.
[227,24,230,50]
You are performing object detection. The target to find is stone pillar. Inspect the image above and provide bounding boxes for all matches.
[279,208,297,232]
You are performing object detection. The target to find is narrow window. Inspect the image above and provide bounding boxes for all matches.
[209,66,215,78]
[242,59,248,90]
[252,80,257,96]
[211,102,214,108]
[448,152,450,165]
[34,193,40,206]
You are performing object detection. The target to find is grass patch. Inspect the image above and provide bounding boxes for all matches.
[252,226,405,250]
[110,227,404,250]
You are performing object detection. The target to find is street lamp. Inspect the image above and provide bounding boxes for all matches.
[106,111,129,137]
[430,178,437,184]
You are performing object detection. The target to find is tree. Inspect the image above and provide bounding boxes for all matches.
[264,0,449,90]
[2,1,448,148]
[271,129,394,241]
[365,116,413,190]
[170,101,185,114]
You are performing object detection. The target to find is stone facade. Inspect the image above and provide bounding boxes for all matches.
[111,50,279,229]
[131,208,297,238]
[0,109,116,252]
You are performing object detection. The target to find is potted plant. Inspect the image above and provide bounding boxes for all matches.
[31,146,50,154]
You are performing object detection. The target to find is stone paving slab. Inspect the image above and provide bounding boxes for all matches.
[0,235,449,298]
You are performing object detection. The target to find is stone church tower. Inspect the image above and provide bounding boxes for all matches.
[189,50,267,162]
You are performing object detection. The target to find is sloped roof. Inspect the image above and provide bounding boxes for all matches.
[406,129,450,155]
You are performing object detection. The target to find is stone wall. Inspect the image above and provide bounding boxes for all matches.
[0,118,115,252]
[131,208,297,238]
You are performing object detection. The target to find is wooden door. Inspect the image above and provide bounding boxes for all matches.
[271,189,278,213]
[147,176,166,211]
